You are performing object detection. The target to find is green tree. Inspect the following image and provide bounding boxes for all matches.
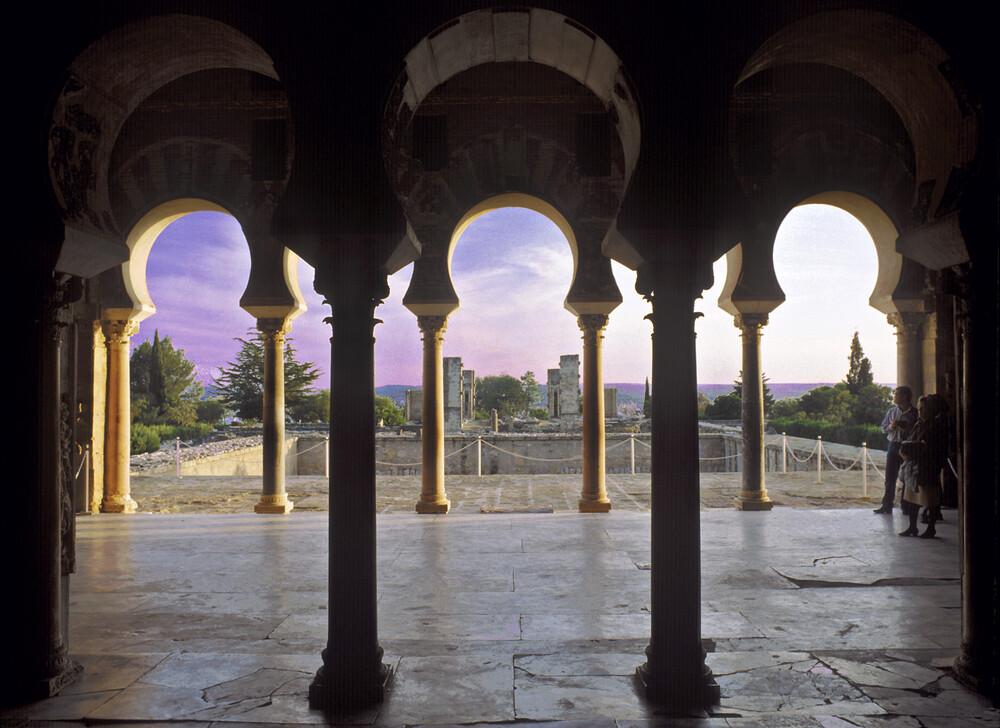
[643,377,651,418]
[705,392,742,419]
[798,384,854,423]
[195,398,226,425]
[520,371,541,409]
[849,382,893,425]
[213,329,320,421]
[845,331,875,395]
[476,375,531,417]
[374,394,405,426]
[696,392,711,417]
[131,331,202,426]
[294,389,330,423]
[731,370,775,417]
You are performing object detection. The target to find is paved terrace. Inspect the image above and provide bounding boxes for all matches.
[3,505,997,727]
[128,471,889,514]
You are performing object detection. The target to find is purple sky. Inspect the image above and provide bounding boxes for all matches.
[137,206,895,389]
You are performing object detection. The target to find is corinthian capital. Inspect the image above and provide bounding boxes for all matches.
[417,315,448,339]
[101,319,139,344]
[578,314,609,334]
[734,313,769,332]
[887,312,925,338]
[257,318,290,344]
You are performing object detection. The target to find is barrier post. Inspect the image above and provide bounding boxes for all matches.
[175,437,182,479]
[82,446,91,512]
[630,434,636,475]
[815,436,823,484]
[477,436,482,477]
[325,437,330,478]
[782,432,788,473]
[861,441,868,498]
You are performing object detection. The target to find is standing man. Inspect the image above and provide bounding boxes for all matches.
[874,385,917,514]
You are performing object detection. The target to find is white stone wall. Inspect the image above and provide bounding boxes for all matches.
[443,357,463,432]
[558,355,580,417]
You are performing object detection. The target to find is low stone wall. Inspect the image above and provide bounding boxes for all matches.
[133,436,298,476]
[132,428,883,478]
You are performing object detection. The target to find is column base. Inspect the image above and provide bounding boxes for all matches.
[4,658,82,704]
[735,492,773,511]
[415,498,450,514]
[579,498,612,513]
[953,650,994,698]
[308,654,393,711]
[254,500,294,514]
[100,496,138,514]
[635,660,721,714]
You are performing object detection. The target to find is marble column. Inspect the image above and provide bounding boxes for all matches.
[953,295,997,700]
[100,319,138,513]
[735,313,772,511]
[416,315,450,514]
[309,254,391,710]
[579,314,611,512]
[888,312,925,400]
[255,319,293,514]
[12,275,82,700]
[636,263,719,710]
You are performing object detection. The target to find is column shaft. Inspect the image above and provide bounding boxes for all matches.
[256,320,293,514]
[101,320,138,513]
[416,316,449,513]
[889,312,925,400]
[579,314,611,512]
[954,298,998,700]
[736,314,772,510]
[637,270,718,710]
[309,260,390,710]
[7,277,82,701]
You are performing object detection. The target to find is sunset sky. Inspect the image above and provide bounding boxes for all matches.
[137,205,895,389]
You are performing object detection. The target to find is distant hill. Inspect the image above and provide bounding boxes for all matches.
[376,384,415,407]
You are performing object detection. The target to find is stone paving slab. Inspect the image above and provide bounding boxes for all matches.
[3,509,996,727]
[127,471,894,514]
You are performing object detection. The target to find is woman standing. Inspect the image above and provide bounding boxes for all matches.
[900,394,949,539]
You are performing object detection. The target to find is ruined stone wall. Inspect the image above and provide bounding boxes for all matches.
[462,370,476,421]
[443,357,463,432]
[558,355,580,417]
[405,389,422,423]
[546,369,560,417]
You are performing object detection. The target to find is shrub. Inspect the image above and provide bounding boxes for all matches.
[147,423,214,443]
[130,423,161,454]
[768,416,884,449]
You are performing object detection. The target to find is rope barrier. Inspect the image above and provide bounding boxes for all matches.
[823,449,863,472]
[295,439,328,456]
[946,457,959,479]
[482,441,583,462]
[73,449,89,479]
[869,459,884,478]
[787,442,819,463]
[634,439,652,449]
[375,458,424,467]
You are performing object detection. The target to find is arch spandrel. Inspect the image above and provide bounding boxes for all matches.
[736,9,977,224]
[49,14,289,280]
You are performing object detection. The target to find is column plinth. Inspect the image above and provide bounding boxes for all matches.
[101,319,138,514]
[734,313,772,512]
[255,319,293,514]
[415,315,450,514]
[579,314,611,513]
[636,264,718,711]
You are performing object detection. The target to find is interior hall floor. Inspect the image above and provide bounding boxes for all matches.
[3,509,997,727]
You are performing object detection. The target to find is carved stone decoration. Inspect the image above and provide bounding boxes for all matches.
[59,396,76,575]
[48,74,105,230]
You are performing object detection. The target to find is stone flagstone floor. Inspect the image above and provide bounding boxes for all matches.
[2,508,997,727]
